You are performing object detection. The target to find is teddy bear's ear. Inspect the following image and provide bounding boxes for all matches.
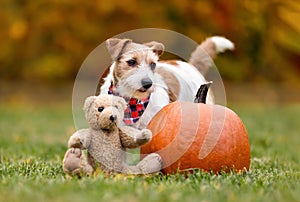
[144,41,165,57]
[83,96,97,112]
[116,96,128,111]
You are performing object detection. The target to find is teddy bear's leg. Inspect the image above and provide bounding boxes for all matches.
[63,148,93,176]
[136,153,163,174]
[81,161,94,176]
[63,148,83,175]
[122,153,162,174]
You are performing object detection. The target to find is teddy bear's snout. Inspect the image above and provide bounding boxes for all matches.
[95,106,122,130]
[109,115,117,122]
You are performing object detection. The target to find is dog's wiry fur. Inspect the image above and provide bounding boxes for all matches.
[105,39,164,99]
[101,36,234,129]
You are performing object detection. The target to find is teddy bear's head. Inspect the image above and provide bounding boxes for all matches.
[83,94,127,130]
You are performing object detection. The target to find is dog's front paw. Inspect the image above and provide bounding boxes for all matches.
[136,129,152,144]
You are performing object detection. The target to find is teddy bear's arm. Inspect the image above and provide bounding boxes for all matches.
[68,128,91,149]
[119,126,152,149]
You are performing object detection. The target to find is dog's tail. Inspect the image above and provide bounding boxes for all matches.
[189,36,234,75]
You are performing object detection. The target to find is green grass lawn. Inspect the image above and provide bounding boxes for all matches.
[0,102,299,202]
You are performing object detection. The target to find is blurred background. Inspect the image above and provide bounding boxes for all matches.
[0,0,300,106]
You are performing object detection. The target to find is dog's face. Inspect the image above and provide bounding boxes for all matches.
[106,38,164,99]
[114,48,158,99]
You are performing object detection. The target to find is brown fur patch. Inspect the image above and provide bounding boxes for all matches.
[200,38,217,58]
[161,60,179,66]
[156,68,180,102]
[189,38,216,75]
[96,66,111,95]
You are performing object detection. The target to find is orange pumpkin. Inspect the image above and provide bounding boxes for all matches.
[141,101,250,174]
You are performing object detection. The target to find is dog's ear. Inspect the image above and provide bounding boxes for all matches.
[106,38,132,61]
[144,41,165,57]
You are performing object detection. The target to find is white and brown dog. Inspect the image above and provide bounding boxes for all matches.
[99,37,234,129]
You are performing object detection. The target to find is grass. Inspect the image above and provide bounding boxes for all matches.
[0,102,299,202]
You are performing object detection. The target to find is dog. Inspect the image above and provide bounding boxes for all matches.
[99,36,234,129]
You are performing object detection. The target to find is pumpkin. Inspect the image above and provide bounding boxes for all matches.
[141,101,250,174]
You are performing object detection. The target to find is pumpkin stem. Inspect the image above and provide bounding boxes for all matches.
[194,81,213,104]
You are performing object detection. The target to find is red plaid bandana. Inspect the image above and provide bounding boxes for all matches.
[108,82,150,126]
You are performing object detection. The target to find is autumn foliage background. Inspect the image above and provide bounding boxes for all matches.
[1,0,300,104]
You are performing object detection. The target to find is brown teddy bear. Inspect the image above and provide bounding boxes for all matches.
[62,94,162,176]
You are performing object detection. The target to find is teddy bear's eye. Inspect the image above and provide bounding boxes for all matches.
[114,105,118,109]
[98,106,104,112]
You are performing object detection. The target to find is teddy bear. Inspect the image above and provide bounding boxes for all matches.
[62,94,162,176]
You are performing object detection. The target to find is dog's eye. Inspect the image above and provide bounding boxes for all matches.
[114,105,118,109]
[98,106,104,112]
[126,59,137,67]
[150,62,156,70]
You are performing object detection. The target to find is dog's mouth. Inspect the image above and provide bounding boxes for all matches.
[138,88,147,93]
[132,86,154,99]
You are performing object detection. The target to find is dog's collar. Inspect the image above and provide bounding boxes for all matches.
[108,81,150,126]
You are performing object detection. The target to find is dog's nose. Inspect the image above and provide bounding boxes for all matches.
[110,115,117,122]
[141,78,153,90]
